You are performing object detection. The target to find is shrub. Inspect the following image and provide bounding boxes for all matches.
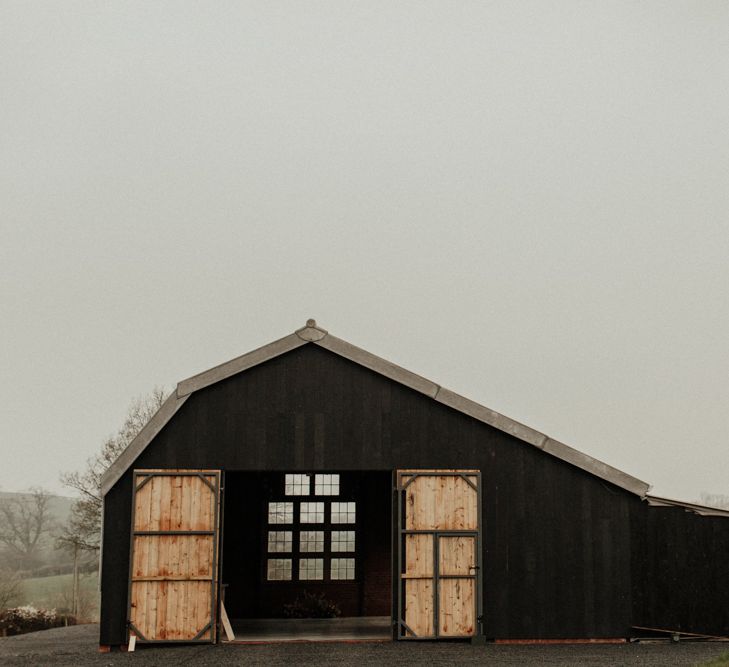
[0,606,76,637]
[283,591,341,619]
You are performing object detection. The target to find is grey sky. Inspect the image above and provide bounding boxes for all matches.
[1,2,728,502]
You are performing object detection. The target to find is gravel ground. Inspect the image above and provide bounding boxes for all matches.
[1,625,728,666]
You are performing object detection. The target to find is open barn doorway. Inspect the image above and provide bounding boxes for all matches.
[221,471,392,642]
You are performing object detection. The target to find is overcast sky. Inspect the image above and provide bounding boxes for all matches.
[1,2,728,502]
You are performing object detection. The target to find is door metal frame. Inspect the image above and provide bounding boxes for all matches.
[395,470,483,640]
[126,470,222,644]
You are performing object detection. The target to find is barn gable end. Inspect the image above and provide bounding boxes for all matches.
[101,320,650,498]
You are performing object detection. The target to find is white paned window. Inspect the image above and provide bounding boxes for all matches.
[330,558,355,580]
[267,558,292,580]
[267,531,292,553]
[267,473,356,582]
[299,558,324,580]
[268,501,294,524]
[300,530,324,552]
[285,474,310,496]
[331,530,355,552]
[314,474,340,496]
[331,501,356,524]
[300,502,325,524]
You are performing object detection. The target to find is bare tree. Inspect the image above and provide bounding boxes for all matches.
[60,388,168,553]
[699,492,729,510]
[51,574,98,621]
[0,567,22,609]
[0,488,54,569]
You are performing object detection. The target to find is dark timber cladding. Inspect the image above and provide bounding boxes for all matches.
[100,321,729,646]
[631,505,729,637]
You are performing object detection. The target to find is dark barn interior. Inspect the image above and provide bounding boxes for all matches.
[222,471,391,622]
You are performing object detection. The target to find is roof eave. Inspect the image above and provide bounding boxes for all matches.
[100,390,190,497]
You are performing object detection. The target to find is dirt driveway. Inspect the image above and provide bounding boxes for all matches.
[1,625,728,666]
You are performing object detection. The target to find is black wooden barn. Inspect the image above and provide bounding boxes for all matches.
[99,319,729,648]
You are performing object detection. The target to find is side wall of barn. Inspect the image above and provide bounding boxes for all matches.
[630,504,729,637]
[101,344,637,645]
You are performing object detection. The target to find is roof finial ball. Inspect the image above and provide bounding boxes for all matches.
[296,318,327,341]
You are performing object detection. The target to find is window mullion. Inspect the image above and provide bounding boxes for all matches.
[266,473,355,583]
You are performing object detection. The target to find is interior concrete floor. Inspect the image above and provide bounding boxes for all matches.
[229,616,392,643]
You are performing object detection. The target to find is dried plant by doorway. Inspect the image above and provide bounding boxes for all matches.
[283,591,341,619]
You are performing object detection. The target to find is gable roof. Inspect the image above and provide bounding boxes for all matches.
[101,319,652,498]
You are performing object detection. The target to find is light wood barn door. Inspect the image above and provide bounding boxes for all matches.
[397,470,481,639]
[127,470,221,643]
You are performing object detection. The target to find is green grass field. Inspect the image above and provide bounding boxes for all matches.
[16,573,99,621]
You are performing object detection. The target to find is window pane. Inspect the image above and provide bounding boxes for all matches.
[285,473,310,496]
[330,558,355,580]
[331,530,355,552]
[314,473,340,496]
[299,530,324,552]
[267,531,292,553]
[268,502,294,524]
[300,502,324,524]
[267,558,292,580]
[331,501,356,524]
[299,558,324,580]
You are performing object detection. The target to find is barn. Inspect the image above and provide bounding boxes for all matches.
[99,319,729,648]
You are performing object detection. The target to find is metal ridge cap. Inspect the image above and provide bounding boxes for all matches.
[295,319,328,342]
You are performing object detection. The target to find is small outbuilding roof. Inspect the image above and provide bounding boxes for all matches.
[101,319,652,498]
[645,494,729,518]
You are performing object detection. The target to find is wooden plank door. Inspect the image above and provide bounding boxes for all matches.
[397,470,480,639]
[127,470,221,643]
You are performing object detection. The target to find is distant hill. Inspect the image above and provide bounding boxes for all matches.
[0,491,76,528]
